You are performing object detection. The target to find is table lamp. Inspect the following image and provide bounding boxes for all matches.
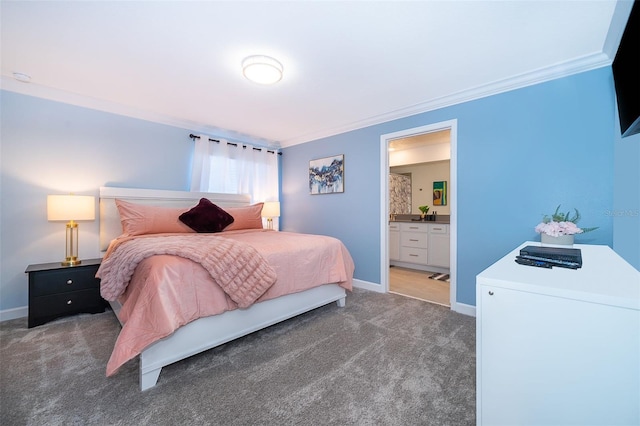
[261,201,280,230]
[47,194,95,266]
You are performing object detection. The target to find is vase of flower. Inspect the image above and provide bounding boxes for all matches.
[540,233,574,246]
[534,205,598,247]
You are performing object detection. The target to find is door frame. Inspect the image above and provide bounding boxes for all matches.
[379,119,458,310]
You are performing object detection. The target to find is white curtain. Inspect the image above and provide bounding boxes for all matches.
[190,136,279,203]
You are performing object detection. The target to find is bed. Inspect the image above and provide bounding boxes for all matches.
[97,186,354,391]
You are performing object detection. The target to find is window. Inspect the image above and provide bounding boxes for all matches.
[190,136,279,204]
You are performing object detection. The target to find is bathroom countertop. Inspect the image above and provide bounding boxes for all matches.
[389,219,450,224]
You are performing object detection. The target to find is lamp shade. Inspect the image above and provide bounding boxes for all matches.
[261,201,281,218]
[47,195,95,221]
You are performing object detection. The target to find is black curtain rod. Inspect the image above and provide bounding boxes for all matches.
[189,133,282,155]
[189,134,219,143]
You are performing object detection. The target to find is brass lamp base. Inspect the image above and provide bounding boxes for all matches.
[62,221,81,266]
[62,257,82,267]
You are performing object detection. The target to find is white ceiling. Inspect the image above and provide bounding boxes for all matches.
[0,1,632,148]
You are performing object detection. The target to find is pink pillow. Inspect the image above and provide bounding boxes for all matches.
[115,199,196,236]
[223,203,264,231]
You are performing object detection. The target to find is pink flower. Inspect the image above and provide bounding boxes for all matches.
[535,221,584,237]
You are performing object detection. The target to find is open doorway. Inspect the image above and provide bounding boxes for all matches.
[379,120,458,311]
[389,153,450,306]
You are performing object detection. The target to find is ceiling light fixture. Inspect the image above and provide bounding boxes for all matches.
[242,55,283,85]
[13,72,31,83]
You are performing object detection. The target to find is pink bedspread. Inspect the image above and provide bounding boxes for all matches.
[97,234,277,307]
[99,229,354,376]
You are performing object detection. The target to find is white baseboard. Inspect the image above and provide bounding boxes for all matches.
[352,278,385,293]
[0,305,27,322]
[452,302,476,317]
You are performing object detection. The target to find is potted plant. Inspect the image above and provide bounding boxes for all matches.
[534,205,598,246]
[419,205,430,220]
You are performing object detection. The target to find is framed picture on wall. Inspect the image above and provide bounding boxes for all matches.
[309,154,344,194]
[433,181,447,206]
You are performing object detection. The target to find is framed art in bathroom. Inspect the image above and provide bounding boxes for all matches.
[433,181,447,206]
[309,154,344,194]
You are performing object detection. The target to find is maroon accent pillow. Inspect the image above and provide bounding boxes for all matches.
[179,198,235,233]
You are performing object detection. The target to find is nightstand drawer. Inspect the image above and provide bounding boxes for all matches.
[31,288,104,318]
[29,288,105,316]
[30,267,99,296]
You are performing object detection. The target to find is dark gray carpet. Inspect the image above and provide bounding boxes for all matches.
[0,288,476,425]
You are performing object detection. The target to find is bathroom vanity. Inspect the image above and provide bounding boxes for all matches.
[389,219,450,273]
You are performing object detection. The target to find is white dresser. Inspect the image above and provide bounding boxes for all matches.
[476,242,640,426]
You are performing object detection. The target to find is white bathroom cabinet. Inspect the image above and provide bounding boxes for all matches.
[389,222,450,273]
[389,222,400,261]
[427,223,450,267]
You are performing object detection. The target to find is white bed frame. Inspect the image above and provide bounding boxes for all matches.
[99,187,347,391]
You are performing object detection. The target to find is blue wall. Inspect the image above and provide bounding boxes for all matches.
[0,91,194,312]
[0,90,280,314]
[282,67,633,307]
[1,66,637,315]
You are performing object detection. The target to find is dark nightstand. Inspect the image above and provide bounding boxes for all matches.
[26,258,107,328]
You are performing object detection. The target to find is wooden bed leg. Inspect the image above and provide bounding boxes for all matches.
[336,297,346,308]
[140,367,162,391]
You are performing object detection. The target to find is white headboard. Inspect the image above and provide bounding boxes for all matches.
[99,187,251,251]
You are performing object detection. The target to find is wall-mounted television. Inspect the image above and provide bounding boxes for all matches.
[612,0,639,138]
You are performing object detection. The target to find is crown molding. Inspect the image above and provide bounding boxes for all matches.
[279,52,612,147]
[1,51,611,149]
[0,76,276,148]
